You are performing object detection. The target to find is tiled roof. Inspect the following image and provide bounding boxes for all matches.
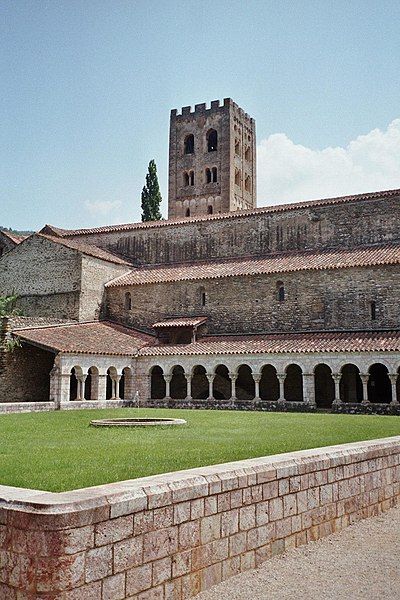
[40,187,400,237]
[0,230,28,244]
[14,321,155,356]
[38,234,132,266]
[153,316,208,328]
[105,243,400,287]
[139,330,400,356]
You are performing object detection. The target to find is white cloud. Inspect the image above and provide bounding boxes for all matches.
[84,199,122,216]
[257,118,400,205]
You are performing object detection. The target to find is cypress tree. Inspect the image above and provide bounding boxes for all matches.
[141,160,162,222]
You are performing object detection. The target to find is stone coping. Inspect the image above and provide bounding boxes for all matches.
[1,436,399,520]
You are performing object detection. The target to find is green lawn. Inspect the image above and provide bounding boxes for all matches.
[0,408,399,492]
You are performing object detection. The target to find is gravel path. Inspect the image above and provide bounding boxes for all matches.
[196,507,400,600]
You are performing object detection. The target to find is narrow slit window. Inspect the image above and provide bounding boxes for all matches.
[212,167,217,182]
[205,168,211,183]
[371,301,376,320]
[124,292,132,311]
[277,281,285,302]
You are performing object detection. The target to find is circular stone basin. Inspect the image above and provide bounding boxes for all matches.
[90,417,187,428]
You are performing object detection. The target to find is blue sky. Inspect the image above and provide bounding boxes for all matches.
[1,0,400,230]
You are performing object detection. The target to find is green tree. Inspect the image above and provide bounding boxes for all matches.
[0,295,21,317]
[141,160,162,222]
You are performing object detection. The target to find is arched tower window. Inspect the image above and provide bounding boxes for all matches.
[184,134,194,155]
[212,167,217,182]
[185,208,190,217]
[235,139,240,155]
[205,168,211,183]
[183,172,189,186]
[245,146,251,161]
[124,291,132,310]
[207,129,218,152]
[277,281,285,302]
[189,170,194,186]
[235,169,240,187]
[208,205,213,215]
[245,175,251,192]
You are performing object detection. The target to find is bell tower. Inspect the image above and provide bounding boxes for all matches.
[168,98,256,219]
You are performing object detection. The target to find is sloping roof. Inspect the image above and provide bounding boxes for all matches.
[105,243,400,287]
[0,230,27,244]
[14,321,155,356]
[153,316,208,328]
[37,234,132,266]
[40,187,400,237]
[139,330,400,356]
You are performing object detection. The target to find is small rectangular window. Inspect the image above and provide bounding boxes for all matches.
[371,301,376,320]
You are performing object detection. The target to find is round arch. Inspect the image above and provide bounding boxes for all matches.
[259,364,279,401]
[284,364,303,402]
[314,364,334,408]
[368,363,392,403]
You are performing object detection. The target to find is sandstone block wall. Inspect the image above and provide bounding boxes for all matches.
[67,193,400,265]
[0,236,82,320]
[0,437,398,598]
[106,264,399,334]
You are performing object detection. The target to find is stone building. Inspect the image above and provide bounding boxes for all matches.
[0,99,399,414]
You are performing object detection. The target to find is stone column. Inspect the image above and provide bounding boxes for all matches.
[389,374,399,405]
[302,372,315,405]
[76,375,86,401]
[253,373,261,403]
[277,373,286,402]
[332,373,342,404]
[205,374,213,400]
[360,374,370,404]
[185,372,192,401]
[164,375,171,399]
[60,373,71,406]
[229,373,237,403]
[98,374,107,403]
[111,375,121,400]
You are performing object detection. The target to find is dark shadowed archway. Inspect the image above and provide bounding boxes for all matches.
[213,365,231,400]
[284,364,303,401]
[314,364,335,408]
[170,365,187,399]
[259,365,279,401]
[191,366,209,399]
[236,365,255,401]
[340,364,362,402]
[150,366,166,399]
[368,363,391,403]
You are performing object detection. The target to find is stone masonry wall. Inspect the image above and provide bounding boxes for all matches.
[0,437,398,598]
[67,193,400,265]
[106,264,399,334]
[0,343,55,403]
[0,235,82,320]
[79,255,129,321]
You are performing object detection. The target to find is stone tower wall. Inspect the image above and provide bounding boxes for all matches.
[168,99,256,219]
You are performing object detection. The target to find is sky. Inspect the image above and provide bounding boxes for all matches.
[1,0,400,231]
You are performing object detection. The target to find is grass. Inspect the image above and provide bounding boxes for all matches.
[0,408,399,492]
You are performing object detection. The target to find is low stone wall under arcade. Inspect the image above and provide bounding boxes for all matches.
[0,437,399,598]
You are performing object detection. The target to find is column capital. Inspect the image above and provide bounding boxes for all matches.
[388,373,398,384]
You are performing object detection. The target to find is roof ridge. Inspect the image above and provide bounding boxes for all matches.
[43,187,400,237]
[37,233,132,266]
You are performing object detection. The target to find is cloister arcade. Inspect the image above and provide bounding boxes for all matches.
[146,357,400,408]
[48,352,400,410]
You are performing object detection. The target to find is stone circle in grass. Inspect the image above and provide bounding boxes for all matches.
[90,417,187,427]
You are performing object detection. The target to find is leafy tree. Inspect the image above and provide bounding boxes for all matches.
[141,160,162,222]
[0,295,22,317]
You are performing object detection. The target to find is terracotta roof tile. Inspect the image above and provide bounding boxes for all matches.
[105,243,400,287]
[153,316,207,328]
[14,321,156,356]
[40,187,400,237]
[38,234,133,266]
[0,230,28,244]
[139,330,400,356]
